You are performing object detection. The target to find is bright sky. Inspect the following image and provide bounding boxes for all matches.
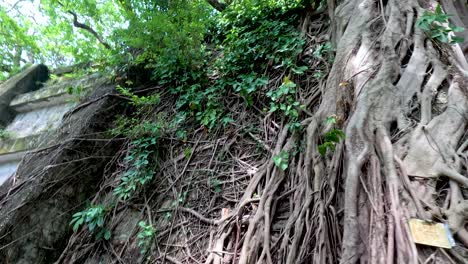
[2,0,48,25]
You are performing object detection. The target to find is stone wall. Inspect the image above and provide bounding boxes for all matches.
[0,65,49,126]
[0,66,124,263]
[0,66,107,184]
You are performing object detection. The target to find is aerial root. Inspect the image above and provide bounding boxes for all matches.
[376,127,417,264]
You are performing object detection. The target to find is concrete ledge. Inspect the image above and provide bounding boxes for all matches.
[0,65,49,126]
[10,73,106,113]
[0,134,49,155]
[0,150,27,163]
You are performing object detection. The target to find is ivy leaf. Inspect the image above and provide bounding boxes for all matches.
[97,217,104,227]
[291,66,308,75]
[72,217,84,232]
[270,103,278,113]
[104,229,111,240]
[325,115,337,125]
[272,155,282,167]
[435,4,442,15]
[89,221,96,232]
[438,33,449,43]
[417,21,431,31]
[318,145,327,157]
[280,162,288,171]
[184,148,192,159]
[335,129,346,139]
[272,151,289,171]
[324,131,340,143]
[451,36,465,44]
[451,25,465,33]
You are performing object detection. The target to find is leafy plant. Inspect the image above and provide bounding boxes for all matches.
[116,85,160,107]
[313,71,323,80]
[232,74,269,106]
[65,85,85,102]
[416,4,465,44]
[168,2,307,131]
[313,42,333,59]
[209,178,222,193]
[169,191,189,208]
[273,150,289,171]
[266,76,304,129]
[184,148,192,159]
[70,204,111,240]
[176,129,188,142]
[114,137,158,200]
[137,221,156,254]
[111,86,164,201]
[172,82,226,130]
[0,129,12,140]
[318,115,345,157]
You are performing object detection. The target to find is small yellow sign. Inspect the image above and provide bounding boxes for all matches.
[408,219,455,249]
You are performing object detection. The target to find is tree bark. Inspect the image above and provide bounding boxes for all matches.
[67,11,111,50]
[206,0,468,263]
[205,0,227,12]
[56,1,111,50]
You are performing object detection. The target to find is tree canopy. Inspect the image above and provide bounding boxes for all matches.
[0,0,317,81]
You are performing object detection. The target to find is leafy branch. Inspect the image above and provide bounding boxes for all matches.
[56,0,111,49]
[318,115,345,157]
[70,204,111,240]
[416,4,464,44]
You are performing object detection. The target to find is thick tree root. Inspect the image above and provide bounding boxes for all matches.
[55,0,468,263]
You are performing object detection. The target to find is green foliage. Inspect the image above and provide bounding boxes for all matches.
[0,0,120,78]
[164,1,309,130]
[66,85,83,99]
[114,136,159,200]
[313,71,323,80]
[273,150,289,171]
[172,82,226,130]
[417,4,465,44]
[318,115,345,157]
[137,221,156,254]
[176,129,188,142]
[0,6,39,80]
[39,0,122,63]
[2,0,311,132]
[117,86,160,107]
[218,12,305,76]
[266,76,304,130]
[111,86,163,138]
[232,74,269,106]
[117,1,211,83]
[313,42,334,60]
[214,3,307,128]
[70,204,111,240]
[0,129,12,140]
[184,148,192,159]
[169,191,189,208]
[209,178,222,193]
[112,88,162,200]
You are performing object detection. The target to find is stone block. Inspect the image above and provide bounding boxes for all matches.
[0,65,49,126]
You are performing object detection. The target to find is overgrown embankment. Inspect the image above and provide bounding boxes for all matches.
[2,1,468,264]
[55,2,334,263]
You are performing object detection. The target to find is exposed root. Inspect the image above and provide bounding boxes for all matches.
[54,0,468,263]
